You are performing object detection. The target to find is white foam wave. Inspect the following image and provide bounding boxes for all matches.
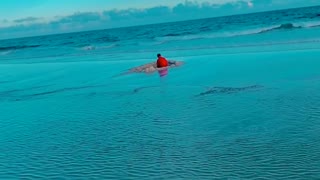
[0,50,12,56]
[297,21,320,28]
[155,21,320,44]
[81,44,117,51]
[101,44,117,49]
[155,25,279,43]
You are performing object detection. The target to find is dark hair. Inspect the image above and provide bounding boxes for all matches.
[157,53,161,57]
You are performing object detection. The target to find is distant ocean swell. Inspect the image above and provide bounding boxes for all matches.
[156,22,320,41]
[0,5,319,61]
[1,21,319,55]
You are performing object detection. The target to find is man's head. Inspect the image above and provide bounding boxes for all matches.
[157,53,161,58]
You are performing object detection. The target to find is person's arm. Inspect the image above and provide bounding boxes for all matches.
[168,60,183,67]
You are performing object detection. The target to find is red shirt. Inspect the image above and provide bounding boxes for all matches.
[157,57,168,68]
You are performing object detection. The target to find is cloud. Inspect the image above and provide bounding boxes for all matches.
[0,19,13,28]
[0,0,319,39]
[14,17,41,23]
[56,12,109,24]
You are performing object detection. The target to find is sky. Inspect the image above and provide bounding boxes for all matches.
[0,0,320,39]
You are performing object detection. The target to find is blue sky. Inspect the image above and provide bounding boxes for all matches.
[1,0,320,39]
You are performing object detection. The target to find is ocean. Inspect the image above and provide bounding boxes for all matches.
[0,5,320,179]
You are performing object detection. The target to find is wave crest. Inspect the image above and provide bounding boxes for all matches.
[154,22,318,43]
[259,23,301,34]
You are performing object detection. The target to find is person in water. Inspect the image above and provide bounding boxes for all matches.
[127,54,182,75]
[156,53,172,76]
[157,53,168,68]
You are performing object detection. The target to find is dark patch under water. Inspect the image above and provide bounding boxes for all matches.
[197,85,264,96]
[0,84,108,102]
[0,45,41,52]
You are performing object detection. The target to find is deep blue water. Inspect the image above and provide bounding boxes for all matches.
[0,6,320,179]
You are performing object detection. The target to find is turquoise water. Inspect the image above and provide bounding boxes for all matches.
[1,6,320,179]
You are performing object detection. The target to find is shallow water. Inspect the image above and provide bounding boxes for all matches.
[1,6,320,179]
[1,49,320,179]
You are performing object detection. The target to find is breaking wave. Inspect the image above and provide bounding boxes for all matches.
[154,22,320,42]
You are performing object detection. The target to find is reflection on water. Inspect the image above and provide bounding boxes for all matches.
[158,68,168,77]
